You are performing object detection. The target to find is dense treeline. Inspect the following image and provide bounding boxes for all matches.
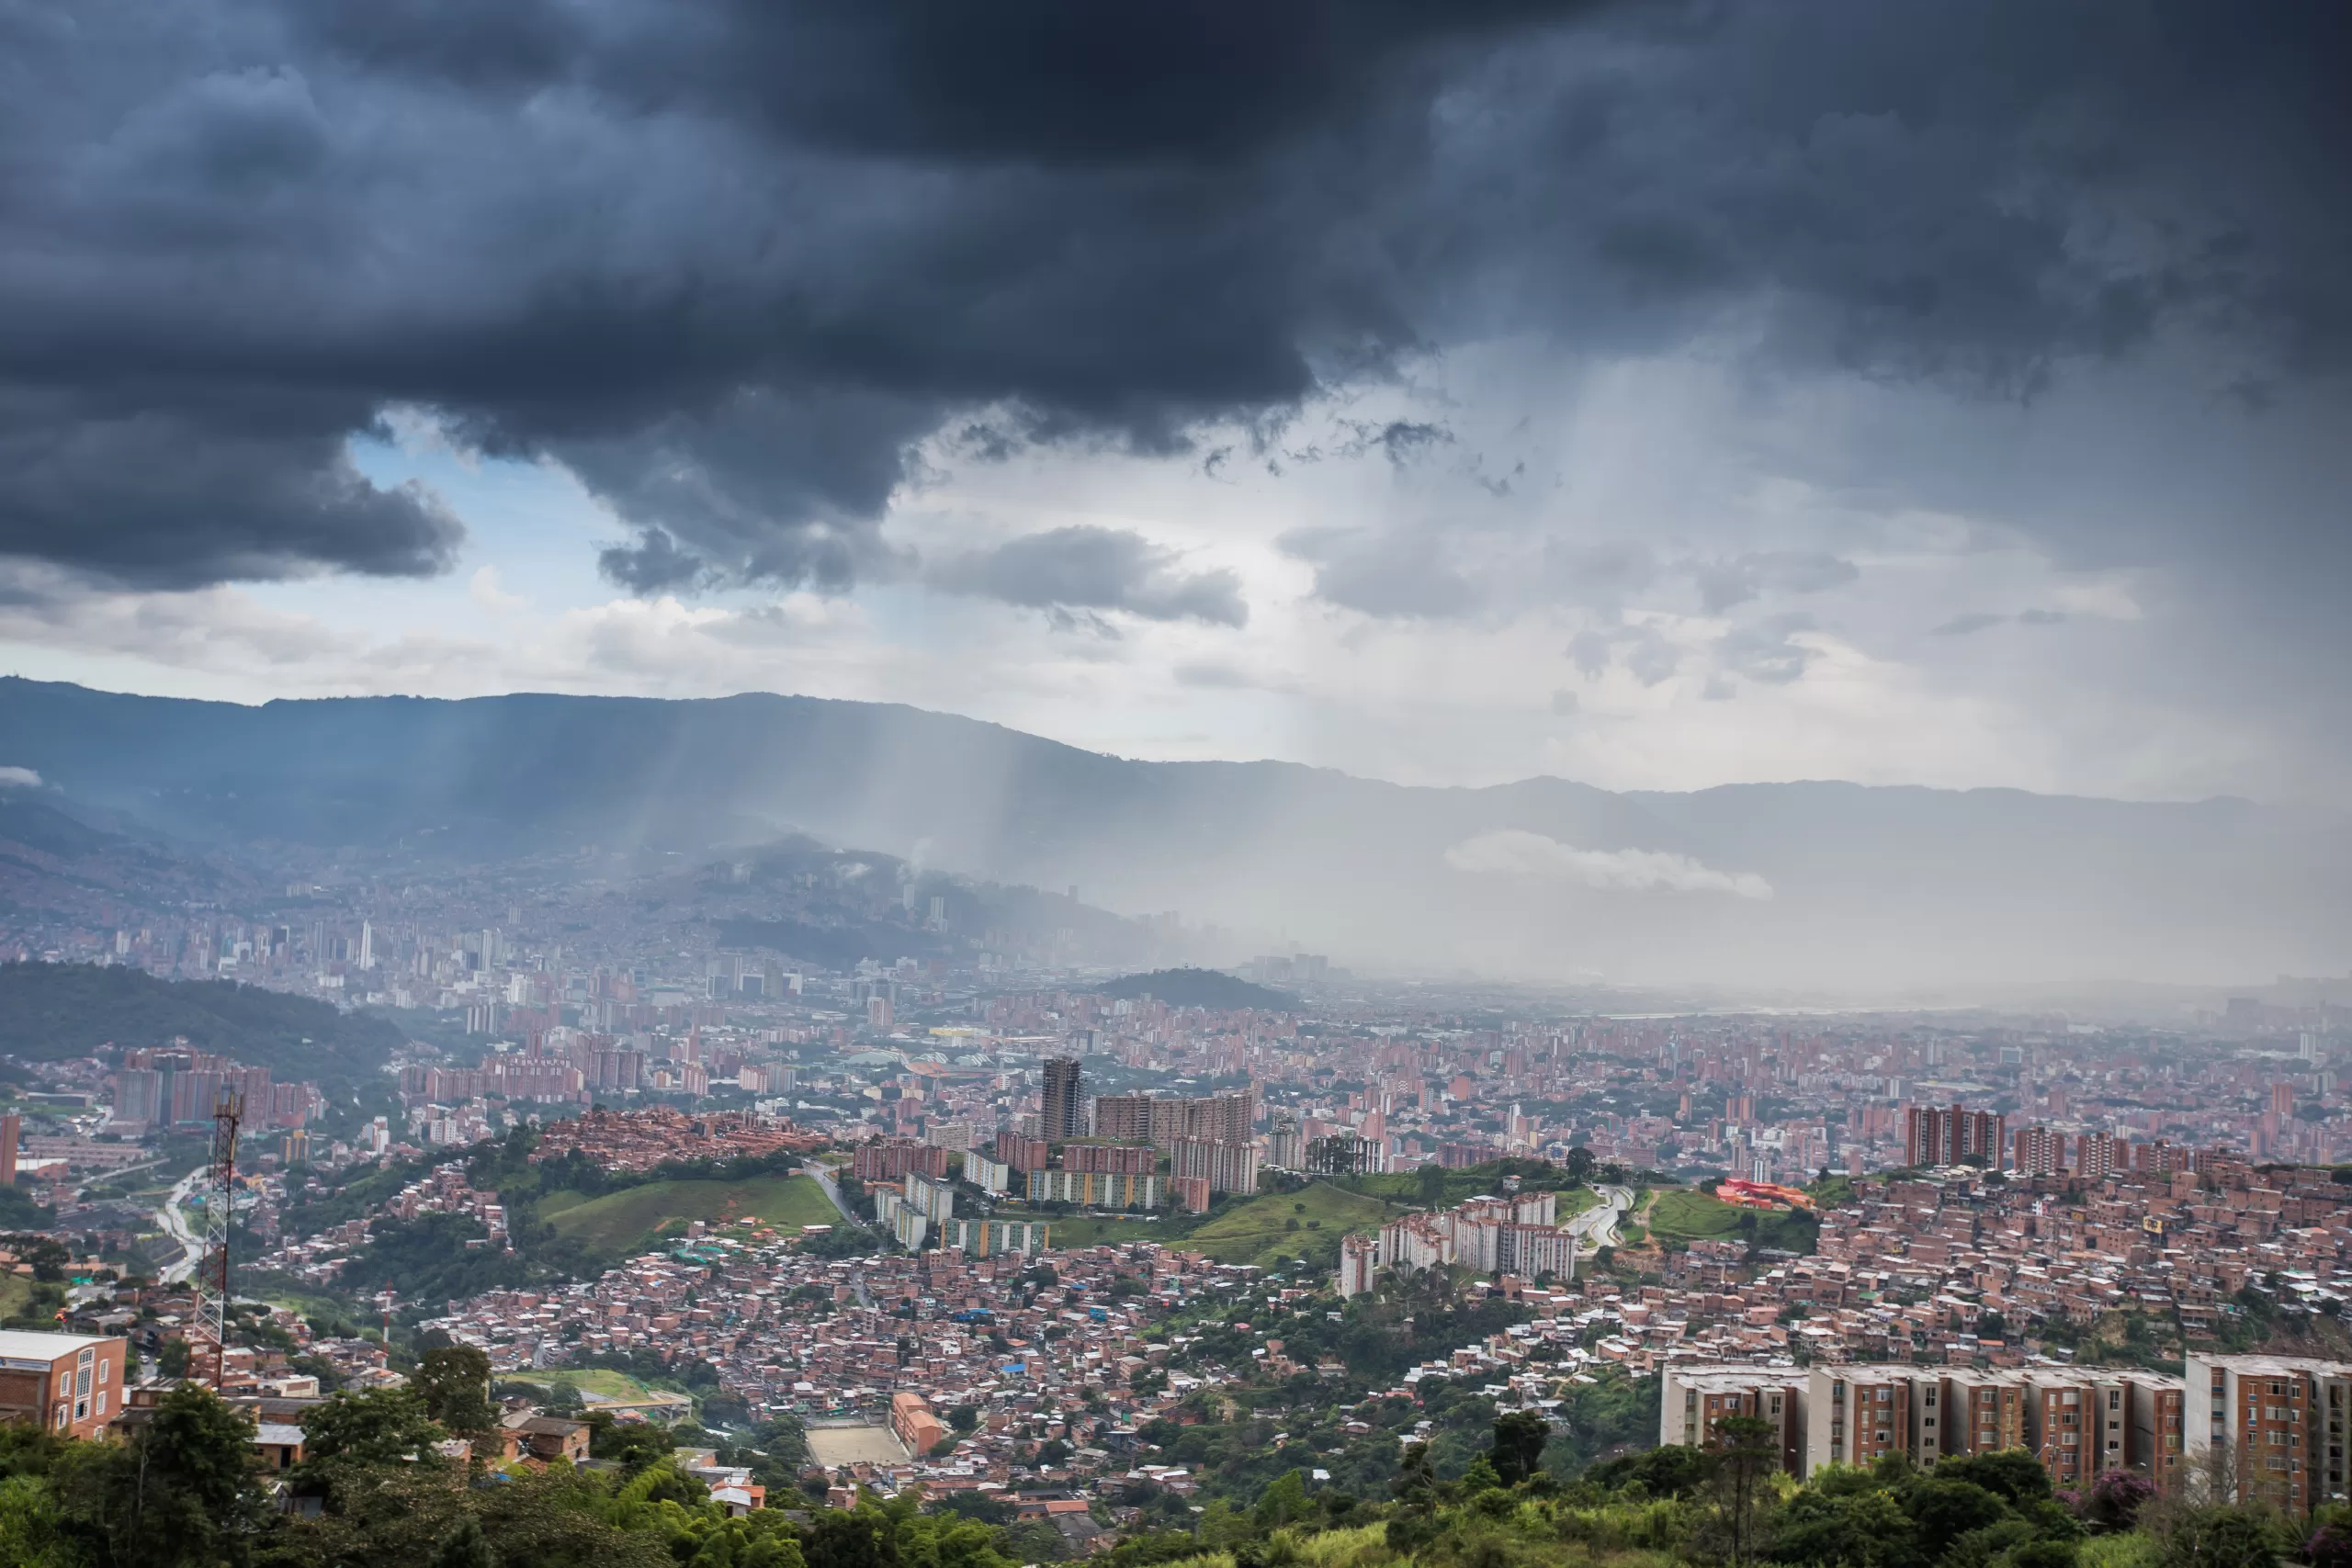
[1109,1410,2332,1568]
[0,1376,1001,1568]
[1,1371,2335,1568]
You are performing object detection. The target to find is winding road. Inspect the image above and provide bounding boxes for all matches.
[155,1170,207,1284]
[1567,1184,1635,1257]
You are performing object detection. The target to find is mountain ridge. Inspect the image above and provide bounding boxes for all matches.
[4,677,2344,988]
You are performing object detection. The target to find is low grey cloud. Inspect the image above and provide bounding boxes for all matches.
[1933,607,2070,636]
[1444,829,1774,899]
[929,525,1246,627]
[1569,623,1682,686]
[1283,529,1658,623]
[1279,527,1483,620]
[0,766,42,789]
[1933,612,2010,637]
[1713,614,1818,685]
[1692,552,1860,615]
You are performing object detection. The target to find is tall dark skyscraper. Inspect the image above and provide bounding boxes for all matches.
[1041,1056,1084,1141]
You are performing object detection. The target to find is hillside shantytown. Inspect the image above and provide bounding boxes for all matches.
[6,900,2352,1568]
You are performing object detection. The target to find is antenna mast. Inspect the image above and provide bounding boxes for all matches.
[195,1087,243,1388]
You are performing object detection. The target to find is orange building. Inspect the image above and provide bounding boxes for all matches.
[889,1391,945,1457]
[0,1331,128,1438]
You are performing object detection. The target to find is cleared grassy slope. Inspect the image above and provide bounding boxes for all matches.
[547,1174,839,1256]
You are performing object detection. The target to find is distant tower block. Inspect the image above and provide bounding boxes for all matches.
[1041,1056,1085,1141]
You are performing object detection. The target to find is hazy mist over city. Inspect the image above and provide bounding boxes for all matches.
[4,2,2350,1000]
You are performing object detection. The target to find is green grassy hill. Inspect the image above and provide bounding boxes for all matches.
[1042,1214,1170,1249]
[1184,1182,1394,1269]
[546,1173,840,1257]
[1013,1182,1395,1268]
[1644,1185,1817,1252]
[1645,1187,1744,1237]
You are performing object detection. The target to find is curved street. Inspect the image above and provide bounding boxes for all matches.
[155,1169,207,1285]
[1566,1183,1634,1256]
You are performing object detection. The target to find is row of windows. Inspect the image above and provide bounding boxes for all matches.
[51,1388,107,1427]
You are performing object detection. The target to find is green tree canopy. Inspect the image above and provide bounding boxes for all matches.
[414,1346,497,1438]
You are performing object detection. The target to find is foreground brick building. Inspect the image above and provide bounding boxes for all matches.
[0,1329,128,1438]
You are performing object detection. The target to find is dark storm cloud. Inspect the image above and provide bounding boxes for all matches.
[0,391,460,589]
[930,526,1247,627]
[0,0,2346,593]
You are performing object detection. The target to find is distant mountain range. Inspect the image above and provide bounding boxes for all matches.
[4,677,2346,991]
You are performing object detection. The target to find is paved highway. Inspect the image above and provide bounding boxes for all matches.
[155,1170,207,1284]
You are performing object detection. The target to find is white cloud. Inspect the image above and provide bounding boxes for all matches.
[0,766,41,788]
[1443,829,1774,900]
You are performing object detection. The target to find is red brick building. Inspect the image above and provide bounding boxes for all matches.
[0,1330,128,1438]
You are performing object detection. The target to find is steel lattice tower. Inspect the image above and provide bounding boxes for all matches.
[194,1088,243,1388]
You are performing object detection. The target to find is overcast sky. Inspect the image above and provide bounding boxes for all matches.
[2,1,2347,802]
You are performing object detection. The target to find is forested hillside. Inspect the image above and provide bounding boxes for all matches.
[0,962,403,1080]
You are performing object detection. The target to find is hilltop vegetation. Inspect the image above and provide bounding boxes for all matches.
[1339,1157,1604,1209]
[1033,1159,1600,1272]
[1644,1187,1819,1253]
[1097,967,1298,1010]
[547,1174,840,1255]
[1184,1183,1396,1269]
[1004,1181,1402,1269]
[0,960,404,1085]
[261,1126,834,1317]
